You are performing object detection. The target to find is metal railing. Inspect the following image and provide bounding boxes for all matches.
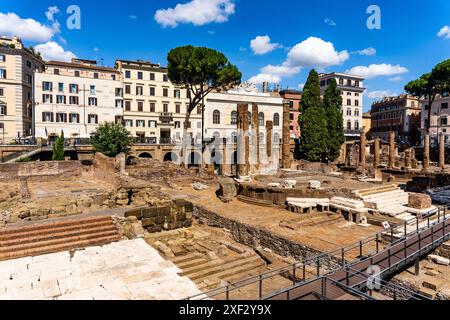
[186,205,449,300]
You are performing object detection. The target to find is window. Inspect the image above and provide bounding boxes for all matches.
[174,89,181,99]
[320,80,326,87]
[355,100,359,107]
[355,121,360,130]
[258,112,265,127]
[125,70,131,78]
[112,75,116,81]
[347,80,351,86]
[115,88,122,97]
[136,86,143,96]
[441,117,448,126]
[43,82,52,92]
[163,103,169,113]
[56,113,67,123]
[148,120,157,128]
[54,69,60,75]
[115,100,123,108]
[347,92,352,96]
[88,114,98,124]
[339,78,344,85]
[175,104,181,113]
[163,88,169,97]
[355,81,360,87]
[136,120,145,127]
[90,85,96,95]
[125,85,131,94]
[69,84,79,94]
[424,105,430,111]
[56,95,66,104]
[42,112,54,122]
[0,103,6,115]
[347,99,351,106]
[231,111,237,125]
[0,88,3,96]
[347,120,352,130]
[42,94,52,103]
[0,68,6,79]
[197,106,202,115]
[411,101,415,108]
[150,102,156,112]
[0,55,5,62]
[289,100,294,108]
[74,70,80,77]
[149,86,155,96]
[124,120,133,127]
[137,101,144,112]
[88,97,98,106]
[69,96,79,105]
[273,113,280,126]
[137,72,143,80]
[93,73,99,79]
[442,103,449,110]
[150,73,155,81]
[213,110,221,124]
[355,109,360,117]
[347,109,351,116]
[58,83,64,92]
[163,74,168,82]
[355,93,359,97]
[125,101,131,111]
[69,113,80,123]
[290,113,294,121]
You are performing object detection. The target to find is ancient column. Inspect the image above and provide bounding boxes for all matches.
[439,132,446,170]
[405,148,412,170]
[374,138,381,168]
[389,131,396,169]
[282,101,292,169]
[360,132,366,166]
[266,121,273,159]
[252,103,260,170]
[237,103,250,177]
[221,138,231,176]
[423,134,430,172]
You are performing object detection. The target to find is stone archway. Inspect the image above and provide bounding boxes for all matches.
[138,152,152,159]
[163,152,178,162]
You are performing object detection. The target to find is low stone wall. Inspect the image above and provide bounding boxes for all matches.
[407,173,450,193]
[0,161,84,181]
[193,204,341,269]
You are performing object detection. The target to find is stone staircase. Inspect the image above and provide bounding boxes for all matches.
[170,252,267,290]
[354,185,410,217]
[236,195,274,207]
[0,216,121,261]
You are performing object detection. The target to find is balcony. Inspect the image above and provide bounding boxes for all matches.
[159,112,173,123]
[159,137,173,145]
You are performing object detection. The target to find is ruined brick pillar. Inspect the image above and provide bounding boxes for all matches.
[374,138,381,168]
[252,103,260,170]
[389,131,396,169]
[237,104,249,177]
[405,148,412,170]
[266,121,273,159]
[282,101,292,169]
[423,134,430,172]
[360,132,366,166]
[221,139,232,176]
[440,132,446,170]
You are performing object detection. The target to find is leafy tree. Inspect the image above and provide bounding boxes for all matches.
[91,122,134,157]
[405,59,450,133]
[167,46,241,164]
[323,79,345,162]
[52,131,65,161]
[299,69,322,113]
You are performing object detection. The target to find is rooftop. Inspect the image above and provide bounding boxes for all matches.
[318,72,365,80]
[45,59,121,74]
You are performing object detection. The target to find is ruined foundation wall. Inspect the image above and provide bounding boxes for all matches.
[0,161,84,181]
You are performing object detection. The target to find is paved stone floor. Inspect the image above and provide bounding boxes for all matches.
[0,239,202,300]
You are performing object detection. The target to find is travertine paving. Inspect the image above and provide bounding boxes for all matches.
[0,239,202,300]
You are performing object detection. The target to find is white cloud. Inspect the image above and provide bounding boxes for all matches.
[298,83,305,90]
[45,6,59,22]
[324,18,336,26]
[155,0,235,28]
[0,12,56,42]
[366,90,398,99]
[346,64,408,79]
[261,64,301,77]
[207,30,216,35]
[35,41,76,62]
[438,26,450,39]
[389,76,403,82]
[250,35,281,55]
[248,73,281,84]
[353,47,376,56]
[128,15,137,20]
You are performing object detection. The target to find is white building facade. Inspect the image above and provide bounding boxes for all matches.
[319,72,365,139]
[421,93,450,145]
[34,59,123,140]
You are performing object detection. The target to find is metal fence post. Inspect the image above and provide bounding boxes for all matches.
[226,285,230,300]
[438,208,441,223]
[316,259,320,277]
[388,248,391,269]
[404,221,407,238]
[431,224,434,243]
[359,241,363,257]
[416,217,419,234]
[293,264,297,286]
[259,275,263,299]
[303,262,306,281]
[376,234,379,254]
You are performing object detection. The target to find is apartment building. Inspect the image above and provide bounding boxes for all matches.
[34,58,123,140]
[319,72,365,139]
[0,36,44,143]
[371,94,421,141]
[115,60,202,145]
[421,93,450,144]
[279,89,302,140]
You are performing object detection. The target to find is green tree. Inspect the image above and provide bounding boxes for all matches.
[299,69,322,113]
[91,122,134,157]
[323,79,345,162]
[52,131,65,161]
[299,69,328,161]
[167,46,241,164]
[405,59,450,133]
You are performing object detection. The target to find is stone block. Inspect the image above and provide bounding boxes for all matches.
[409,193,432,210]
[429,255,450,266]
[418,287,436,299]
[423,279,443,291]
[142,207,158,219]
[217,177,237,203]
[142,218,155,228]
[308,181,321,190]
[157,206,171,217]
[176,211,186,221]
[125,208,143,219]
[425,270,440,277]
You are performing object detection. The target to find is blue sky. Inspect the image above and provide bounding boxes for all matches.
[1,0,449,111]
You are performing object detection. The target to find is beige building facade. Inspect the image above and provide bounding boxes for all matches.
[0,36,44,143]
[34,59,124,139]
[421,94,450,145]
[115,60,202,145]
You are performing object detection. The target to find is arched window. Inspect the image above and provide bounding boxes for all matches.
[274,133,281,145]
[273,113,280,126]
[231,132,237,144]
[355,121,360,131]
[258,132,265,144]
[213,131,221,139]
[258,112,265,127]
[213,110,220,124]
[231,111,237,125]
